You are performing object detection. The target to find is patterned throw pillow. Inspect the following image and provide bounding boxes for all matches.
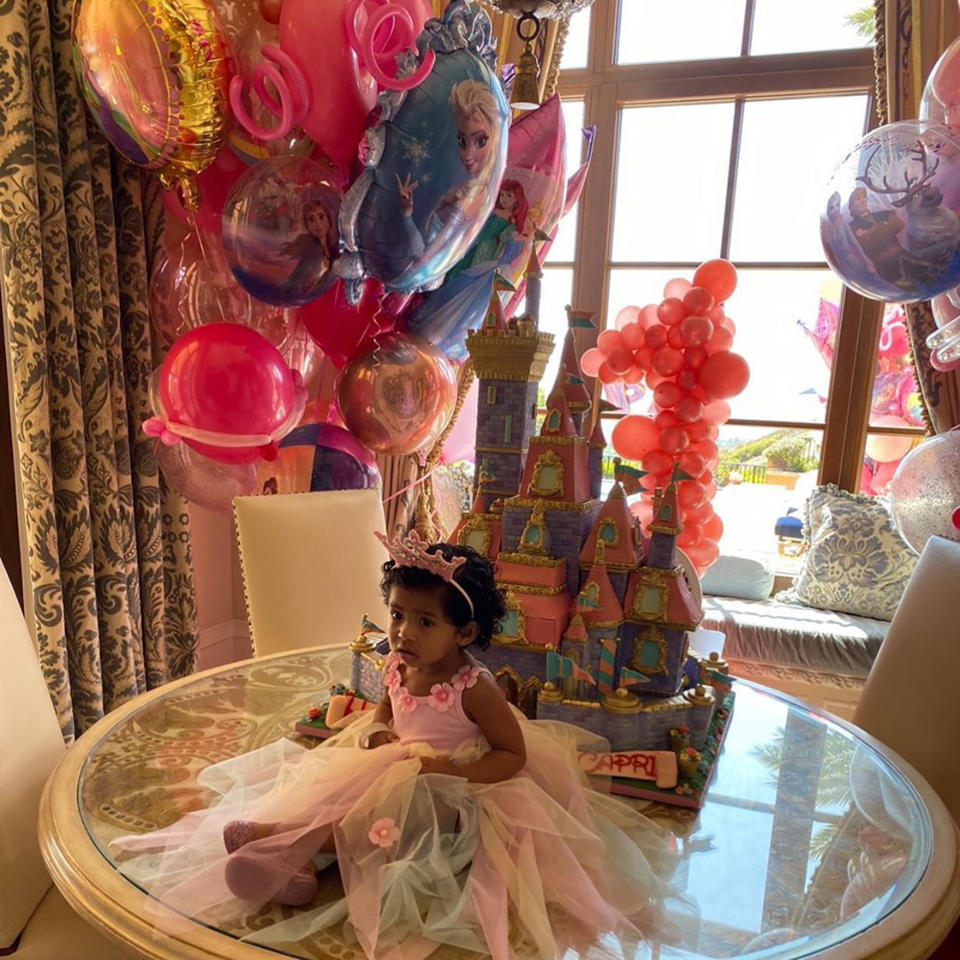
[775,484,916,621]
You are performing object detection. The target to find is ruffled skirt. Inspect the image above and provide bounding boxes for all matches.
[112,712,672,959]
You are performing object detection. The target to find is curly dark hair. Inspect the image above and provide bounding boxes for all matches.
[379,542,506,649]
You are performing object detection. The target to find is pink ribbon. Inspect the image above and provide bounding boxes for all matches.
[345,0,434,92]
[229,45,311,142]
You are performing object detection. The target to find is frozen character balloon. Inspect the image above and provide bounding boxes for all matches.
[822,120,960,302]
[338,0,509,297]
[222,155,342,307]
[406,177,528,358]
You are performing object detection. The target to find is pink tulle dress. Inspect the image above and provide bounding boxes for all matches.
[113,654,670,959]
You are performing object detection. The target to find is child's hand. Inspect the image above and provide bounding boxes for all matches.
[366,730,399,749]
[418,756,459,776]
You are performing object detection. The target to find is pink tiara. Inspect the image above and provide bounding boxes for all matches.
[374,530,474,617]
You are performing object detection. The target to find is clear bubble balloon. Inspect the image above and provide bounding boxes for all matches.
[821,120,960,302]
[156,442,259,514]
[889,430,960,553]
[221,155,342,306]
[149,229,295,350]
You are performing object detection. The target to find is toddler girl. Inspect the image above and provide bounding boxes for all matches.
[113,532,670,959]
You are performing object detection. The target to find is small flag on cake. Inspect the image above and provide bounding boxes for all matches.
[598,637,618,694]
[618,666,650,688]
[546,651,595,685]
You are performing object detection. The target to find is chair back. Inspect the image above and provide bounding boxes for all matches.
[234,490,389,656]
[852,535,960,824]
[0,561,65,946]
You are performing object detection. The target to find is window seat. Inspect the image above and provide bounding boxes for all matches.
[701,595,889,720]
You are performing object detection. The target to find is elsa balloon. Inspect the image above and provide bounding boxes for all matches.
[338,1,509,297]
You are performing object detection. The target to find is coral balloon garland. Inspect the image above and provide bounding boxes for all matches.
[607,259,749,575]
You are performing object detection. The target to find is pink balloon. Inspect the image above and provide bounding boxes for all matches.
[642,449,674,475]
[700,351,750,399]
[703,398,731,424]
[279,0,378,165]
[679,315,714,348]
[645,325,668,350]
[163,147,247,234]
[655,409,679,429]
[156,442,258,512]
[597,329,625,354]
[621,321,645,350]
[865,414,914,463]
[615,305,641,330]
[663,277,692,300]
[676,368,699,392]
[611,415,660,461]
[580,347,606,377]
[441,375,478,464]
[637,304,661,329]
[675,395,704,423]
[657,298,686,326]
[652,346,685,377]
[606,346,634,376]
[678,450,705,477]
[653,381,685,408]
[146,323,307,464]
[660,425,690,455]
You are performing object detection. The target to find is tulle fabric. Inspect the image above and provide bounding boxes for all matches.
[112,709,671,959]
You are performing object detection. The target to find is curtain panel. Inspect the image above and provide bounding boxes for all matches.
[0,0,198,741]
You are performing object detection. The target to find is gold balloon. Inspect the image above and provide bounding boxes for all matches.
[336,333,457,456]
[72,0,232,204]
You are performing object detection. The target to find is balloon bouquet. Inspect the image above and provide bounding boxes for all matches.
[798,298,925,496]
[587,260,749,577]
[72,0,583,514]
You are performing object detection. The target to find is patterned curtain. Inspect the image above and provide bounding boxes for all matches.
[0,0,198,741]
[875,0,960,431]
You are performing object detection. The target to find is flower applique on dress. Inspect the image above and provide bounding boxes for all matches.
[385,656,483,714]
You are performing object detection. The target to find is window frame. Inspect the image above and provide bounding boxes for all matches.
[551,0,925,493]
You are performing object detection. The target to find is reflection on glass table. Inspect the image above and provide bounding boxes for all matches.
[42,646,959,960]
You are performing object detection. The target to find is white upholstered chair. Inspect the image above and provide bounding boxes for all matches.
[234,489,390,656]
[0,560,134,958]
[852,535,960,825]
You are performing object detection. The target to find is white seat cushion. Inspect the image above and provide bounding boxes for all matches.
[234,490,389,656]
[12,885,136,959]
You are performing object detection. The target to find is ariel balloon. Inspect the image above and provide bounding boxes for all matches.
[72,0,231,205]
[338,0,509,297]
[406,95,568,359]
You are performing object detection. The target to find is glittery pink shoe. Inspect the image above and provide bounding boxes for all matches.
[224,856,318,906]
[273,865,318,906]
[223,819,255,854]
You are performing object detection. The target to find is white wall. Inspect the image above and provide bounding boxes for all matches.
[189,503,252,670]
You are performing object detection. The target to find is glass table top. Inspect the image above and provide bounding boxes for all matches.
[78,648,932,959]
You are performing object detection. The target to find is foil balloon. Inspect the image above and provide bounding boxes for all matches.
[821,120,960,303]
[263,422,381,493]
[72,0,231,204]
[338,1,509,296]
[221,155,342,306]
[149,229,295,350]
[336,332,457,454]
[144,322,307,464]
[407,95,567,359]
[163,145,247,234]
[920,35,960,132]
[156,441,259,514]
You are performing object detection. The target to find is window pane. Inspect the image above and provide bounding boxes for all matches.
[612,103,735,262]
[715,425,823,575]
[561,7,590,70]
[617,0,746,65]
[730,95,869,262]
[750,0,873,56]
[546,99,586,264]
[727,268,838,422]
[537,266,574,396]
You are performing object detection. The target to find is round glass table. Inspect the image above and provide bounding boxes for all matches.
[39,646,960,959]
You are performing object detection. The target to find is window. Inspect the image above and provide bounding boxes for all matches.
[555,1,914,573]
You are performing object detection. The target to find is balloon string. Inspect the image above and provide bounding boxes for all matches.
[382,461,440,504]
[345,0,434,92]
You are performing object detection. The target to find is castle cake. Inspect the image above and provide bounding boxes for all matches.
[343,266,732,805]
